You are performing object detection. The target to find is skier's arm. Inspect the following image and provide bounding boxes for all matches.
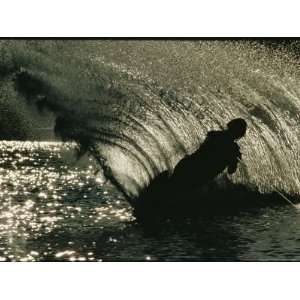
[227,145,242,174]
[227,158,238,174]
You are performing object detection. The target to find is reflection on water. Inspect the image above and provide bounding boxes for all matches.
[0,141,300,261]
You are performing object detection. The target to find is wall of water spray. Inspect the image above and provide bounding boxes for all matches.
[1,40,300,198]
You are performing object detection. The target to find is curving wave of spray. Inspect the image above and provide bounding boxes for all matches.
[1,40,300,199]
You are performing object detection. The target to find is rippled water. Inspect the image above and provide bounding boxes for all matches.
[1,141,300,262]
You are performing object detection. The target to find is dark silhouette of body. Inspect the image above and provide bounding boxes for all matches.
[171,118,247,191]
[134,118,247,223]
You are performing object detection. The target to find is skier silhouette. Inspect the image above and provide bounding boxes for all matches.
[134,118,247,223]
[171,118,247,190]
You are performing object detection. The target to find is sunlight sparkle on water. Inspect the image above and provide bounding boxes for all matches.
[0,141,132,261]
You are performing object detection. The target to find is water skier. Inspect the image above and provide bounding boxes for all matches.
[171,118,247,189]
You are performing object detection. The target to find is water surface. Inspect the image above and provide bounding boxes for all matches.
[0,141,299,261]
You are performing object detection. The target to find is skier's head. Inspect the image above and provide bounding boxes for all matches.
[227,118,247,140]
